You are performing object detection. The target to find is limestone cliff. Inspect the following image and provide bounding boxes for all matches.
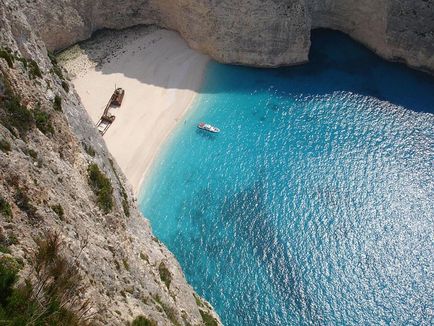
[0,1,220,325]
[12,0,434,71]
[1,0,432,323]
[308,0,434,72]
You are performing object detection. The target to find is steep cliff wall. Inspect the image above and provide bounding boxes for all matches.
[156,0,311,66]
[0,1,220,325]
[13,0,434,71]
[1,0,432,323]
[308,0,434,72]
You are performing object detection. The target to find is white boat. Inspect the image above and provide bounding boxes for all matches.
[198,122,220,133]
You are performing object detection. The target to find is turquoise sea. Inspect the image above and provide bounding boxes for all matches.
[140,30,434,325]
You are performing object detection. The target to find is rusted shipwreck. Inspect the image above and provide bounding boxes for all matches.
[96,88,125,135]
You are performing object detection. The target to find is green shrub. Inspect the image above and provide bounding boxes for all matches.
[0,196,12,220]
[14,189,38,220]
[0,138,11,153]
[158,262,172,289]
[199,310,219,326]
[28,59,42,79]
[122,258,130,271]
[48,52,65,81]
[157,298,179,326]
[16,57,28,70]
[108,158,130,217]
[0,48,14,68]
[51,204,64,219]
[0,232,93,324]
[122,197,130,218]
[83,143,95,157]
[194,293,205,308]
[0,256,19,305]
[27,148,38,160]
[1,94,34,137]
[140,252,149,263]
[0,49,43,81]
[119,184,129,217]
[62,81,70,92]
[53,95,62,111]
[87,163,114,213]
[7,233,18,245]
[131,316,157,326]
[52,65,64,80]
[33,109,54,135]
[1,233,11,248]
[0,245,11,254]
[48,52,58,65]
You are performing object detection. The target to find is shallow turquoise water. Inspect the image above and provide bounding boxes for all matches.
[140,30,434,325]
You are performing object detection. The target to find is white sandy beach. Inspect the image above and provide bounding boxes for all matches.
[61,27,209,194]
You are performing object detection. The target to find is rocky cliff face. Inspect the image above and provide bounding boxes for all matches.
[1,0,432,323]
[0,1,220,325]
[308,0,434,72]
[13,0,434,71]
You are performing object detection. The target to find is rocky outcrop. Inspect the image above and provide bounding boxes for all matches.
[0,0,432,323]
[156,0,311,66]
[308,0,434,72]
[10,0,434,71]
[0,1,220,325]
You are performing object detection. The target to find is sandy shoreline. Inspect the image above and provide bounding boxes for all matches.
[60,27,209,194]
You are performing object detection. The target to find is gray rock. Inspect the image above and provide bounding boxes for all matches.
[10,0,434,71]
[0,2,221,325]
[1,0,432,324]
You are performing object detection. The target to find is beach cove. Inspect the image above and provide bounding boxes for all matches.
[60,26,209,194]
[2,1,433,325]
[140,30,434,325]
[61,27,434,325]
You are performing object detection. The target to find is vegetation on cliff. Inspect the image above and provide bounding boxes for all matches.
[87,163,114,213]
[158,262,172,289]
[0,232,93,325]
[0,90,34,138]
[0,71,56,139]
[0,15,221,324]
[33,107,55,135]
[0,197,12,220]
[53,95,63,112]
[0,48,14,68]
[0,47,43,79]
[108,158,130,217]
[131,315,157,326]
[0,138,11,153]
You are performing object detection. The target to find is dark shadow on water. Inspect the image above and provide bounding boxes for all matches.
[217,180,321,325]
[201,29,434,113]
[85,27,434,114]
[195,128,219,140]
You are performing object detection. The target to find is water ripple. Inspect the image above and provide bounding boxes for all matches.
[140,31,434,325]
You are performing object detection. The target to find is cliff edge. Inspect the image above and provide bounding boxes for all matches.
[14,0,434,71]
[0,1,220,325]
[1,0,432,324]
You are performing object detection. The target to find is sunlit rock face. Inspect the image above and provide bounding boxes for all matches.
[0,2,221,325]
[1,0,432,324]
[12,0,434,71]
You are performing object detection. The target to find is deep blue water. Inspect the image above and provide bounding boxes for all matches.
[139,30,434,325]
